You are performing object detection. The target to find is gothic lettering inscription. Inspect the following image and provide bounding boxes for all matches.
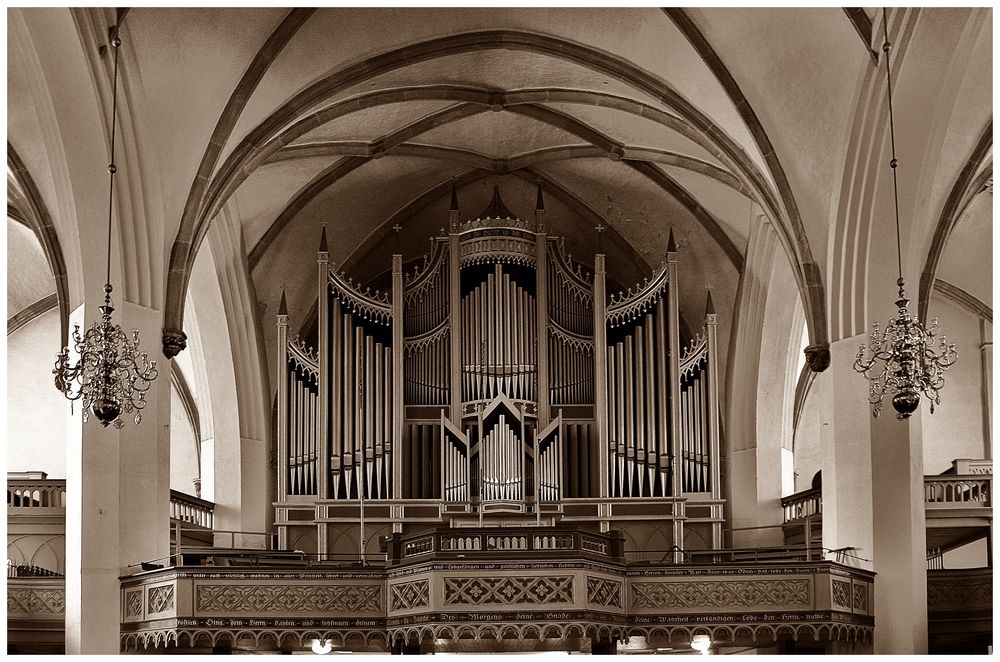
[196,584,382,613]
[631,579,810,609]
[443,576,573,605]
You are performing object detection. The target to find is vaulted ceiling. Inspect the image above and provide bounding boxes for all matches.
[8,7,992,374]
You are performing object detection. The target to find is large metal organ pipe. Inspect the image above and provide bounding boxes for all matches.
[535,413,563,502]
[678,324,718,494]
[276,196,724,551]
[603,264,677,498]
[461,265,536,403]
[283,343,319,497]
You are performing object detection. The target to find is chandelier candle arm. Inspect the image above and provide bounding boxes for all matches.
[52,18,159,429]
[852,9,957,420]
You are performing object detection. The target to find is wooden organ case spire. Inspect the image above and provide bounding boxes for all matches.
[275,188,724,559]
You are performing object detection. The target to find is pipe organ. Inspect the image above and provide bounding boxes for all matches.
[276,186,722,547]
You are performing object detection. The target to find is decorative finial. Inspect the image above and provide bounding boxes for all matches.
[666,227,677,253]
[705,289,715,316]
[278,289,288,316]
[319,225,328,252]
[449,180,459,211]
[536,183,545,210]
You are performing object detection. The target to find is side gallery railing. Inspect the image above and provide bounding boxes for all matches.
[781,487,822,523]
[780,468,992,524]
[7,480,66,510]
[169,490,215,529]
[7,478,214,530]
[924,475,991,507]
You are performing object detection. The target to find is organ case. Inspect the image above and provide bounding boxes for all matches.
[275,186,722,550]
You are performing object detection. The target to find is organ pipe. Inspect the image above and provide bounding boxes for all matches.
[275,200,722,544]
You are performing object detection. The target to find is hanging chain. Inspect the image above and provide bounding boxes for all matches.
[881,8,904,286]
[105,23,121,298]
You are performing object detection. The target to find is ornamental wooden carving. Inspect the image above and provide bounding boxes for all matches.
[148,585,175,614]
[631,579,810,609]
[7,586,65,615]
[443,576,573,605]
[195,584,382,613]
[587,576,622,607]
[390,579,430,611]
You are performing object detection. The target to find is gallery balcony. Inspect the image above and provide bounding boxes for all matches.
[118,528,876,654]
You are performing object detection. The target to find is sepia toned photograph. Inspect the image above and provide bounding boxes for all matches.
[6,5,991,655]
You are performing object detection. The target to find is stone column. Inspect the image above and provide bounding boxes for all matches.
[819,335,874,567]
[823,329,928,652]
[980,319,991,458]
[870,409,927,653]
[726,217,788,548]
[64,300,171,654]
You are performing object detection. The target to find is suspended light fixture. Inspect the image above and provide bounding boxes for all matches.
[853,9,956,420]
[690,634,712,655]
[53,18,159,429]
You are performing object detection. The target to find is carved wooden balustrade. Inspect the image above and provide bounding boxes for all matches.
[781,487,822,524]
[923,475,992,508]
[118,551,876,653]
[7,479,215,530]
[7,478,67,510]
[169,490,215,529]
[387,526,623,565]
[778,463,993,520]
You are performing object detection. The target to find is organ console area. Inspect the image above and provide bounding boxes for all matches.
[275,186,723,559]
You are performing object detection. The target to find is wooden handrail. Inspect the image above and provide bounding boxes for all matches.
[169,490,215,529]
[923,474,991,506]
[781,487,822,523]
[7,480,67,509]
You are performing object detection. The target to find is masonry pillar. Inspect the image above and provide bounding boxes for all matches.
[64,299,171,654]
[726,216,789,548]
[819,336,874,567]
[824,330,929,651]
[980,319,992,458]
[870,409,927,653]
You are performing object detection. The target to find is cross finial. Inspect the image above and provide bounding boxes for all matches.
[392,223,402,233]
[595,223,606,234]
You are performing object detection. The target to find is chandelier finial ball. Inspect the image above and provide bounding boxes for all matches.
[111,36,121,49]
[92,398,122,427]
[892,390,920,418]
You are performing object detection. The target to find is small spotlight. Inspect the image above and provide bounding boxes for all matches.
[311,639,334,655]
[690,634,711,654]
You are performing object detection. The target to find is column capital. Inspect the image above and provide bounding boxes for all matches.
[162,328,187,358]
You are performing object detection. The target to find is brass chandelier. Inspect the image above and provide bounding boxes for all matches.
[53,19,159,429]
[853,9,957,420]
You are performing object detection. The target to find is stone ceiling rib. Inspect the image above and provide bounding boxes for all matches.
[664,9,825,354]
[165,27,806,354]
[244,96,755,274]
[164,8,315,351]
[917,120,992,325]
